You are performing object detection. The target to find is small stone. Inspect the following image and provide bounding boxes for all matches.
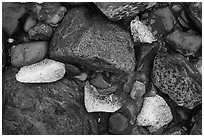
[24,16,37,32]
[130,17,156,43]
[90,73,111,89]
[109,113,128,134]
[152,53,202,109]
[84,81,121,113]
[16,59,65,83]
[166,29,201,56]
[28,23,53,40]
[74,73,88,81]
[130,81,146,99]
[194,58,202,74]
[136,95,173,132]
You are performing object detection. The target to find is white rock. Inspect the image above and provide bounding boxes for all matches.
[74,73,88,81]
[130,81,146,99]
[16,59,65,83]
[136,95,173,132]
[84,81,122,113]
[130,17,156,43]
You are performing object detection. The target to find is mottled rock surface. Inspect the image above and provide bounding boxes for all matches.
[3,67,98,135]
[152,53,202,109]
[49,7,135,74]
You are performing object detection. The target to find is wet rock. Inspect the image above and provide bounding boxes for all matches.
[28,23,53,40]
[11,41,48,67]
[130,17,156,43]
[130,81,146,99]
[136,95,173,132]
[95,2,156,21]
[163,126,187,135]
[84,81,122,112]
[31,2,67,26]
[188,2,202,31]
[141,7,177,38]
[49,7,135,74]
[152,53,202,109]
[2,2,26,36]
[166,29,202,56]
[109,113,128,134]
[2,67,98,134]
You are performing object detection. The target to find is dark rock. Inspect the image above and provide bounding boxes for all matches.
[152,53,202,109]
[62,2,92,7]
[166,29,201,56]
[28,23,53,41]
[131,126,150,135]
[190,109,202,135]
[64,63,81,77]
[163,126,187,135]
[2,32,8,71]
[95,2,156,21]
[2,2,26,36]
[188,2,202,31]
[141,7,177,38]
[2,67,98,135]
[49,7,135,74]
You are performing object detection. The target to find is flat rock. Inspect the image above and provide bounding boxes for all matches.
[3,67,98,134]
[95,2,156,21]
[49,7,135,74]
[136,95,173,132]
[16,59,65,83]
[152,53,202,109]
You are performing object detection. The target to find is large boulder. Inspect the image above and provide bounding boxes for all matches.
[152,53,202,109]
[2,67,98,135]
[49,7,135,74]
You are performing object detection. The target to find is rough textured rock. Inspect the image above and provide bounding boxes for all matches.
[188,2,202,31]
[3,67,98,135]
[163,126,187,135]
[2,2,26,36]
[95,2,156,21]
[166,29,202,56]
[49,7,135,74]
[152,53,202,109]
[2,32,8,71]
[136,95,173,132]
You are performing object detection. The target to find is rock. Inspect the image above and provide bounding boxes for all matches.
[64,63,81,76]
[84,81,122,113]
[122,71,136,93]
[130,81,146,99]
[163,126,187,135]
[188,2,202,31]
[109,113,128,134]
[49,7,135,74]
[130,17,156,43]
[190,109,202,135]
[74,73,88,81]
[166,29,202,56]
[28,23,53,40]
[152,53,202,109]
[24,16,37,32]
[11,41,48,67]
[131,126,150,135]
[2,32,8,71]
[141,7,177,38]
[2,67,98,135]
[95,2,156,21]
[16,59,65,83]
[90,73,111,89]
[2,2,26,36]
[31,2,67,26]
[194,58,202,74]
[136,95,173,132]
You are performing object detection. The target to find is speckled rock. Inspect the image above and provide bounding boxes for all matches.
[28,23,53,40]
[49,7,135,74]
[130,81,146,99]
[95,2,156,21]
[188,2,202,31]
[2,2,26,36]
[166,29,202,56]
[152,53,202,109]
[3,67,98,134]
[136,95,173,132]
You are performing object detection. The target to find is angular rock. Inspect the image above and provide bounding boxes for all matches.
[130,17,156,43]
[90,73,111,89]
[166,29,202,56]
[188,2,202,31]
[152,53,202,109]
[136,95,173,132]
[130,81,146,99]
[74,73,88,81]
[2,67,98,134]
[95,2,156,21]
[28,23,53,40]
[2,2,26,36]
[84,81,122,113]
[16,59,65,83]
[49,7,135,74]
[24,16,37,32]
